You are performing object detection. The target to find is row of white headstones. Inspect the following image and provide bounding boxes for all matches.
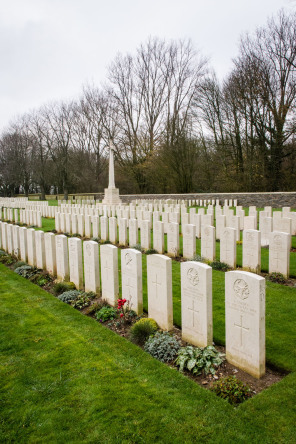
[0,220,265,379]
[1,205,293,278]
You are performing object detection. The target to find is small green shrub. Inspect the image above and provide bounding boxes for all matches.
[84,300,104,315]
[145,249,158,255]
[71,292,96,309]
[0,250,6,256]
[71,294,90,309]
[0,254,14,265]
[58,290,81,304]
[53,281,76,296]
[175,345,225,376]
[95,306,118,322]
[14,265,34,278]
[210,261,231,272]
[268,272,286,284]
[211,376,252,405]
[13,261,26,270]
[91,237,100,243]
[129,318,158,345]
[144,332,180,362]
[102,240,111,244]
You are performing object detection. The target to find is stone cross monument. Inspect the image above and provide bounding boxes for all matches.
[103,143,122,204]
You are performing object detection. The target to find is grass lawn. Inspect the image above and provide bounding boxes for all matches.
[1,261,296,442]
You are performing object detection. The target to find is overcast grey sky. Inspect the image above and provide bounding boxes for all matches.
[0,0,295,131]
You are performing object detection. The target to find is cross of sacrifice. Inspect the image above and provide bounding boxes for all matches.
[234,315,249,347]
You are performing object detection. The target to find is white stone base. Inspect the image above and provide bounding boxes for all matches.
[102,187,122,205]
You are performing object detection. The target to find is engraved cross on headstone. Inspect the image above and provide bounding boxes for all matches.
[125,277,134,299]
[187,298,200,329]
[104,259,111,280]
[234,315,249,346]
[152,273,162,298]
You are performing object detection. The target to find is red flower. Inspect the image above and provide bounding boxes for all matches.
[120,313,124,318]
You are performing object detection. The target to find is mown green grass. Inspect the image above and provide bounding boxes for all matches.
[1,263,296,443]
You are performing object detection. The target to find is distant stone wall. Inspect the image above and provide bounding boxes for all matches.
[119,192,296,208]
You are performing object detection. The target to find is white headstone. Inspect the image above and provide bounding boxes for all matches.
[27,228,36,266]
[84,240,100,293]
[140,220,151,250]
[181,261,212,347]
[220,227,236,268]
[128,219,138,247]
[19,227,27,262]
[109,217,117,244]
[182,224,196,259]
[243,229,261,273]
[167,222,179,257]
[121,248,143,315]
[118,218,128,246]
[44,232,56,275]
[147,254,173,330]
[225,270,265,378]
[35,230,46,269]
[269,231,291,277]
[201,226,215,261]
[68,237,83,289]
[100,244,119,305]
[55,234,69,280]
[153,220,164,254]
[100,216,109,241]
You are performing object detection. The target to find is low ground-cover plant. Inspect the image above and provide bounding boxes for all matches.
[71,292,96,309]
[95,306,117,322]
[129,318,158,345]
[53,281,76,296]
[210,261,231,272]
[190,254,204,263]
[0,251,14,265]
[268,272,286,284]
[13,261,26,270]
[211,375,252,405]
[145,249,158,255]
[175,345,225,376]
[29,271,52,287]
[58,290,81,304]
[14,264,34,278]
[144,332,180,362]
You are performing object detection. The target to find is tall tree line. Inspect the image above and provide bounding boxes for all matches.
[0,10,295,199]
